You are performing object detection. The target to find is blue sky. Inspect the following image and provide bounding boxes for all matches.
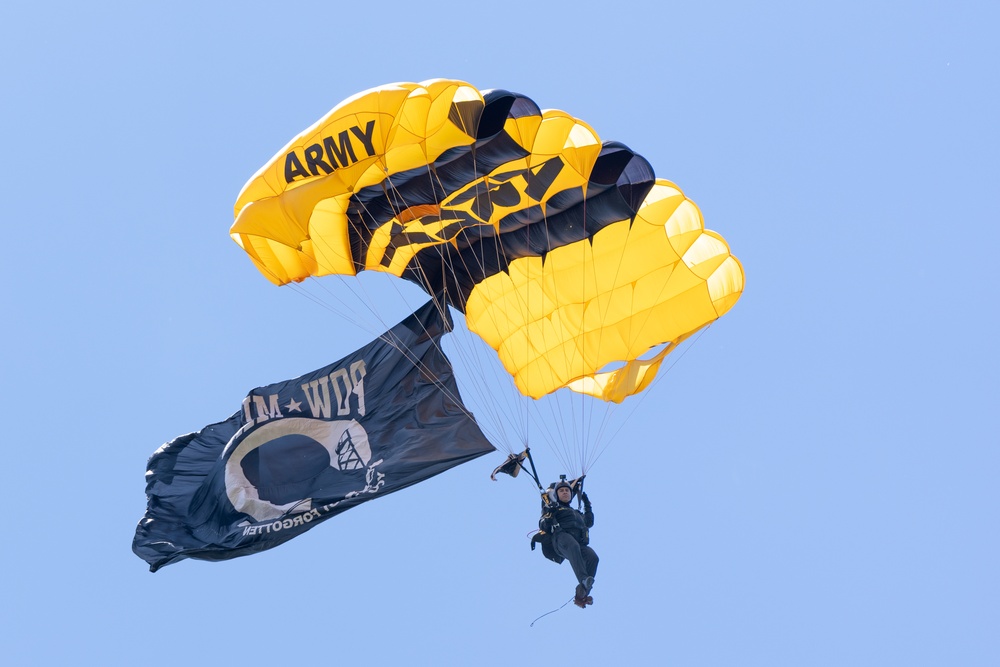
[2,2,998,665]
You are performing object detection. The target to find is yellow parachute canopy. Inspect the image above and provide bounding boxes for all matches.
[232,79,743,402]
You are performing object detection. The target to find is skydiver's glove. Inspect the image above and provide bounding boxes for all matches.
[580,492,592,510]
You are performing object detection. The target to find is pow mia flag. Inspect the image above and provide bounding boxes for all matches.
[133,302,495,572]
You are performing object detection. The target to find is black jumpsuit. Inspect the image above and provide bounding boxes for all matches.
[541,494,599,593]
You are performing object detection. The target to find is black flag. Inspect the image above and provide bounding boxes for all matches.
[133,302,495,572]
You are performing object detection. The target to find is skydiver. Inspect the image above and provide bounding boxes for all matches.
[532,478,599,608]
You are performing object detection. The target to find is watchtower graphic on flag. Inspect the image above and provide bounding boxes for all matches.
[336,428,364,470]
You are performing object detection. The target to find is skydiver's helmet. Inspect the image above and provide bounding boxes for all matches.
[547,479,576,505]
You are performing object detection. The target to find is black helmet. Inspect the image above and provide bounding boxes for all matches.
[554,480,574,499]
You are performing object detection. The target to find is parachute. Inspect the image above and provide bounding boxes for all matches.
[232,79,743,472]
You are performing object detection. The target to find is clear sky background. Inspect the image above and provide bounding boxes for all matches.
[3,2,998,665]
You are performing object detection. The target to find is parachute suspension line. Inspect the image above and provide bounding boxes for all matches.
[302,276,391,333]
[579,189,598,474]
[571,181,616,475]
[537,196,582,477]
[581,187,720,468]
[475,158,534,455]
[585,200,610,473]
[374,169,516,448]
[582,193,635,474]
[274,272,484,432]
[285,275,493,431]
[298,200,404,335]
[587,324,713,470]
[278,278,374,333]
[516,167,533,457]
[533,395,572,471]
[236,249,380,336]
[549,201,587,476]
[251,262,434,388]
[583,191,635,472]
[260,190,487,435]
[420,159,528,454]
[521,202,568,474]
[525,204,566,474]
[246,253,435,404]
[440,151,547,457]
[365,159,522,453]
[439,172,528,452]
[564,186,591,476]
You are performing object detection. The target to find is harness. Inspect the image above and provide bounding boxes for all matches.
[492,447,587,563]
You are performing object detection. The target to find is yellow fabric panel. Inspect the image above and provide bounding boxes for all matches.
[710,256,745,315]
[419,81,483,159]
[566,346,669,403]
[565,329,701,402]
[235,234,318,286]
[530,111,600,178]
[504,114,542,156]
[465,179,743,399]
[233,84,414,214]
[231,80,483,285]
[230,193,309,248]
[380,81,478,175]
[365,214,465,275]
[307,193,356,277]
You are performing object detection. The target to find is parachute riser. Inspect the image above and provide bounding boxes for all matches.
[524,447,588,508]
[523,447,544,492]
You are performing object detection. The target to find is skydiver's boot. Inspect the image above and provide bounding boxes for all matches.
[576,577,594,606]
[574,584,588,608]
